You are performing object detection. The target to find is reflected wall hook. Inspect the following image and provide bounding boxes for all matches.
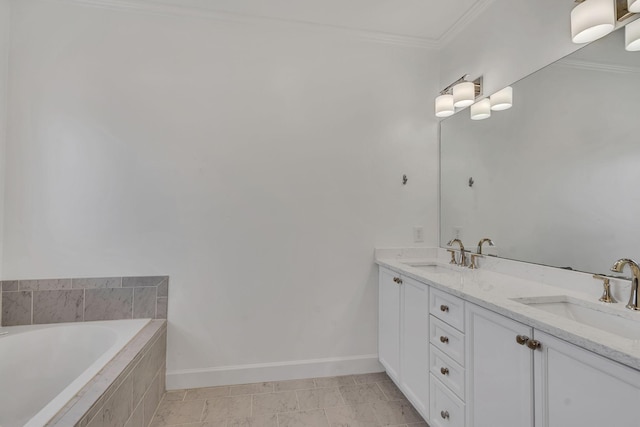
[403,175,408,185]
[468,177,474,187]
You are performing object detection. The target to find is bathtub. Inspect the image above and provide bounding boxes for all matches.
[0,318,151,427]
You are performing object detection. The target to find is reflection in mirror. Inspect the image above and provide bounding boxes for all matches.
[440,27,640,275]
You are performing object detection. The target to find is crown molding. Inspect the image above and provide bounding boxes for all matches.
[555,58,640,74]
[436,0,496,47]
[45,0,443,49]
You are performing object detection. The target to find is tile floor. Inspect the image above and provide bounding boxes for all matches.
[150,373,429,427]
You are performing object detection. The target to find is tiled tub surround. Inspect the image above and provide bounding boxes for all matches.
[47,319,167,427]
[0,276,168,326]
[375,247,640,371]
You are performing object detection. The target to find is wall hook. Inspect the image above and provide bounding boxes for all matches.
[468,177,474,187]
[402,174,408,185]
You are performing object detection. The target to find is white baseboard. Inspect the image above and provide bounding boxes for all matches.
[166,354,383,390]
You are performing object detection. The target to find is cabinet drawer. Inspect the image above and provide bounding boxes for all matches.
[430,316,465,366]
[430,375,465,427]
[430,288,464,332]
[430,345,465,401]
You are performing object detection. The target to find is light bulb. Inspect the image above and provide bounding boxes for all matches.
[435,94,455,118]
[470,99,491,121]
[453,81,475,108]
[490,87,513,111]
[571,0,615,44]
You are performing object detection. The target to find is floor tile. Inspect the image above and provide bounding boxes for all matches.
[228,382,274,396]
[180,421,227,427]
[353,373,389,384]
[163,390,187,401]
[252,391,299,415]
[278,409,329,427]
[325,404,380,427]
[203,396,252,420]
[406,422,428,427]
[376,382,405,401]
[314,376,357,388]
[185,386,231,400]
[339,384,387,406]
[296,388,344,410]
[227,414,278,427]
[370,401,422,426]
[274,379,317,392]
[150,400,205,426]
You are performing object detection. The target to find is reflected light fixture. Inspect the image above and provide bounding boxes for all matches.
[435,94,455,117]
[470,99,491,120]
[434,75,482,118]
[490,86,513,111]
[630,0,640,13]
[571,0,616,43]
[625,16,640,49]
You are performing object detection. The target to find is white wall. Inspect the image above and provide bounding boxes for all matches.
[440,0,580,96]
[3,0,439,386]
[0,0,9,279]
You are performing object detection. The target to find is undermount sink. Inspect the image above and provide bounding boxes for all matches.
[513,296,640,340]
[401,262,457,274]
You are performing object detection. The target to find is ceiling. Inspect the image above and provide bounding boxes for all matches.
[155,0,487,41]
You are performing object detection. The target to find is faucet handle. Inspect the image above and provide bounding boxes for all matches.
[593,274,616,304]
[468,253,482,269]
[446,249,457,265]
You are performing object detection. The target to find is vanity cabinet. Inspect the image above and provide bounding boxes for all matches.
[378,267,430,419]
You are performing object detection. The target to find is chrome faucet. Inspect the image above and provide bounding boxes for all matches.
[610,258,640,311]
[477,238,495,255]
[447,238,466,266]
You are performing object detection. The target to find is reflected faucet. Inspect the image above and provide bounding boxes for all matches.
[447,238,466,266]
[477,238,495,255]
[610,258,640,311]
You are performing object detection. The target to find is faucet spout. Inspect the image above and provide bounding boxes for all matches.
[477,238,495,255]
[447,238,466,266]
[610,258,640,311]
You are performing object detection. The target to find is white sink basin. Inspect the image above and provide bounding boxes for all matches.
[513,296,640,340]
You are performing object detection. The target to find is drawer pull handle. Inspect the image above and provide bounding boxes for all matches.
[516,335,530,346]
[440,336,449,344]
[440,367,449,376]
[440,305,449,312]
[440,410,450,420]
[527,339,542,350]
[393,277,403,284]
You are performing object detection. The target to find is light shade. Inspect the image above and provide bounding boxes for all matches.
[629,0,640,13]
[490,86,513,111]
[453,81,475,108]
[435,94,455,118]
[626,18,640,51]
[571,0,615,44]
[470,99,491,121]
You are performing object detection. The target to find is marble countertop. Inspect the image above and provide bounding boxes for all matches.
[376,253,640,371]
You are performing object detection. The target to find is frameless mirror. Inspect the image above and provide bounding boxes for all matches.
[440,27,640,275]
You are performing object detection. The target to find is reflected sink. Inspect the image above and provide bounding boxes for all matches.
[401,262,457,274]
[513,296,640,340]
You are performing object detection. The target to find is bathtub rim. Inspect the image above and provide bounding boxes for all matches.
[45,319,167,426]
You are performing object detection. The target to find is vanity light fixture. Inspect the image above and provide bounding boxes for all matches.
[470,99,491,120]
[625,16,640,49]
[629,0,640,13]
[489,86,513,111]
[434,75,482,118]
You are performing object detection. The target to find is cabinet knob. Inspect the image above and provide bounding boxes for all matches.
[440,410,450,420]
[440,367,449,376]
[440,305,449,312]
[516,335,530,346]
[440,336,449,344]
[527,339,542,350]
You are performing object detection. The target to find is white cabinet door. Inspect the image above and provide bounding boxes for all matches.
[400,277,429,419]
[379,267,401,382]
[466,304,534,427]
[534,330,640,427]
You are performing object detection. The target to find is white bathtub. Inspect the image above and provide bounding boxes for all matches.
[0,318,151,427]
